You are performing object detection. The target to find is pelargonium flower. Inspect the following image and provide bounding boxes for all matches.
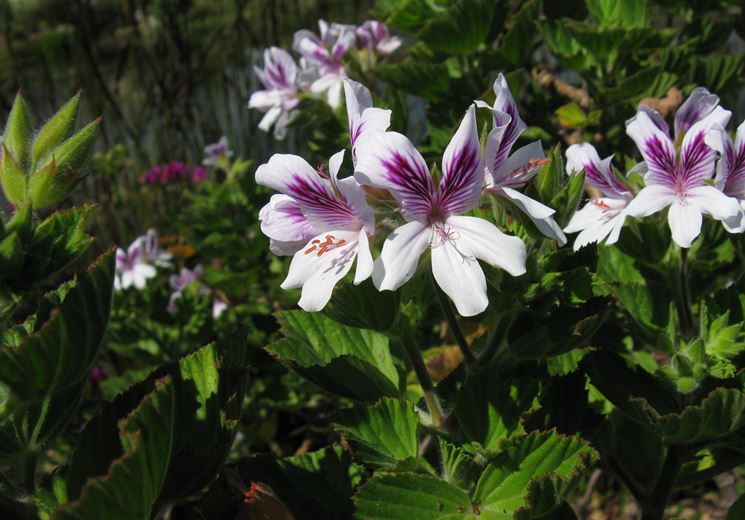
[115,237,157,291]
[564,144,633,250]
[203,136,232,167]
[343,79,391,164]
[706,120,745,232]
[356,20,402,54]
[142,229,173,267]
[212,298,228,318]
[248,47,300,139]
[258,195,319,256]
[355,105,527,317]
[167,265,206,313]
[256,150,375,311]
[293,20,356,109]
[476,74,566,245]
[625,88,741,248]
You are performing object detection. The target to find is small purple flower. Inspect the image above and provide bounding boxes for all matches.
[167,265,206,314]
[115,236,157,291]
[142,229,172,267]
[203,136,232,167]
[356,20,402,54]
[191,166,208,183]
[625,88,741,248]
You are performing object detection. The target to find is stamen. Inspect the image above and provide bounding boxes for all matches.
[590,200,610,209]
[304,235,348,256]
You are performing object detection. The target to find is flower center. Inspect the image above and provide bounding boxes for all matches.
[304,235,347,257]
[430,224,459,248]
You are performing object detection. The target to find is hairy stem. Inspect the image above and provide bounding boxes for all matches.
[640,445,684,520]
[400,325,445,428]
[678,248,694,338]
[431,275,477,369]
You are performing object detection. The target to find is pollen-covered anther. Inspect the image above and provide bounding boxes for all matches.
[304,235,348,256]
[590,199,611,209]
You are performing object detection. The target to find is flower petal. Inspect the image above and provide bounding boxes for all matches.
[491,73,526,158]
[343,79,391,161]
[565,143,629,198]
[674,87,719,139]
[258,106,282,132]
[501,187,567,245]
[687,185,741,221]
[372,220,431,291]
[626,110,676,188]
[668,199,703,248]
[256,154,362,231]
[625,185,676,218]
[354,131,435,220]
[438,105,483,215]
[431,234,487,317]
[679,106,731,188]
[482,108,513,184]
[446,215,527,276]
[490,140,546,189]
[263,47,298,89]
[353,230,373,284]
[259,194,318,256]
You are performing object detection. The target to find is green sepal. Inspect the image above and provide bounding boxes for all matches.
[0,232,23,275]
[29,119,100,209]
[31,92,80,166]
[2,92,33,171]
[0,146,27,206]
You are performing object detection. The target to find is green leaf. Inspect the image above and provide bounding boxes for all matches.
[534,145,563,203]
[455,375,539,451]
[54,377,176,520]
[473,431,597,517]
[0,232,23,275]
[0,249,114,400]
[354,472,472,519]
[440,443,483,492]
[627,388,745,446]
[384,0,437,33]
[376,60,450,100]
[240,446,357,520]
[554,103,600,128]
[419,0,497,54]
[486,0,540,68]
[31,92,80,166]
[603,66,678,103]
[334,398,419,468]
[687,54,744,94]
[323,279,399,332]
[586,0,651,29]
[267,311,405,401]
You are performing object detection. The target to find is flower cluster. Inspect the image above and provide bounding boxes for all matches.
[142,161,208,185]
[256,77,563,316]
[565,87,744,249]
[248,19,401,139]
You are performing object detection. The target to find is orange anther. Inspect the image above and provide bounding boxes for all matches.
[303,235,347,257]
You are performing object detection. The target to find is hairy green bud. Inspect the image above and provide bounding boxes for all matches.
[2,92,33,172]
[29,118,100,209]
[32,91,81,167]
[0,145,27,206]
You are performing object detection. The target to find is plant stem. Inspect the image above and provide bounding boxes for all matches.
[640,445,684,520]
[431,275,477,369]
[678,247,694,338]
[400,325,445,428]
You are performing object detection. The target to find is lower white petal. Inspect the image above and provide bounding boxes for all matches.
[501,187,566,244]
[687,185,741,221]
[668,200,703,248]
[353,230,373,284]
[625,185,676,218]
[372,220,431,291]
[446,215,527,276]
[431,236,488,317]
[258,106,282,132]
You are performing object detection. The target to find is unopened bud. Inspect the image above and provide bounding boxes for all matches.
[2,92,33,172]
[29,118,100,209]
[0,145,27,206]
[32,91,81,166]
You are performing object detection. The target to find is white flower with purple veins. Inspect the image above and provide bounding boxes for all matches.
[203,136,233,167]
[293,20,356,109]
[356,20,402,54]
[258,195,319,256]
[115,238,157,291]
[248,47,300,139]
[343,79,391,164]
[355,105,527,317]
[256,150,375,311]
[706,120,745,232]
[564,144,634,250]
[142,229,172,267]
[625,88,741,248]
[476,74,566,245]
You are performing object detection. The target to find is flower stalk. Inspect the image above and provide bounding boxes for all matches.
[400,324,445,428]
[678,247,694,338]
[431,273,477,369]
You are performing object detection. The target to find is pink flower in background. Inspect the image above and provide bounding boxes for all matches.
[115,237,157,291]
[706,119,745,232]
[294,20,356,109]
[256,150,375,311]
[354,105,527,317]
[476,74,566,245]
[191,166,208,183]
[249,47,300,139]
[142,161,207,185]
[356,20,402,54]
[167,265,207,313]
[625,89,741,248]
[564,143,633,250]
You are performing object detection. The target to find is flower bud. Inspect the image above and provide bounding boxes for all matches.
[29,118,100,209]
[2,92,33,172]
[0,145,27,206]
[31,91,80,167]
